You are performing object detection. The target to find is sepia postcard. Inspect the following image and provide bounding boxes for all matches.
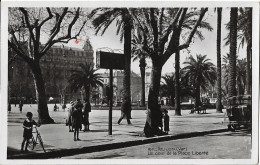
[0,0,259,164]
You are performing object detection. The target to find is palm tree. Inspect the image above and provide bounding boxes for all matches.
[216,7,223,113]
[222,54,246,96]
[183,54,217,108]
[68,63,103,103]
[89,8,134,122]
[229,8,238,97]
[132,30,149,107]
[238,8,252,95]
[161,74,175,106]
[166,9,213,116]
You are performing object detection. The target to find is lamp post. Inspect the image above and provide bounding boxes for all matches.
[62,50,67,111]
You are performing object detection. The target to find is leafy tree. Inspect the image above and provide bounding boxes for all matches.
[89,8,134,123]
[182,54,217,108]
[8,7,87,124]
[68,63,103,102]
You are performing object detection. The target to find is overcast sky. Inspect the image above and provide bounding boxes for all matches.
[59,8,247,75]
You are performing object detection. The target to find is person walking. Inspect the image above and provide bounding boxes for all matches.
[54,103,58,112]
[117,102,132,125]
[72,100,83,141]
[19,100,23,113]
[21,112,37,151]
[83,99,91,131]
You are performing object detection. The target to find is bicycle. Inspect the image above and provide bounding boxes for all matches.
[28,126,46,153]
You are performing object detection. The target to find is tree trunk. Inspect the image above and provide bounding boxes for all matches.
[30,61,54,124]
[216,8,223,113]
[195,81,201,108]
[121,17,132,119]
[175,50,181,115]
[229,8,238,97]
[144,64,163,137]
[246,45,251,95]
[246,8,252,95]
[84,85,90,103]
[140,57,146,107]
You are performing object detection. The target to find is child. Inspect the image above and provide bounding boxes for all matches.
[163,110,169,134]
[21,112,37,151]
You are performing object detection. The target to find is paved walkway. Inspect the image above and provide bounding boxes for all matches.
[7,104,228,159]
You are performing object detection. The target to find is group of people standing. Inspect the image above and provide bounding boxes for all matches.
[67,99,91,141]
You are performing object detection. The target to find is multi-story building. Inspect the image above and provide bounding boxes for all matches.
[98,70,142,104]
[8,39,94,103]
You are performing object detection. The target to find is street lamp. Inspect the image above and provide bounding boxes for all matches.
[62,48,67,111]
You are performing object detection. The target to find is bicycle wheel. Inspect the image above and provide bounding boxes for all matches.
[37,135,46,153]
[28,137,36,150]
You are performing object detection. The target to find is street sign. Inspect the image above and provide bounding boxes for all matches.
[96,50,125,135]
[96,51,125,70]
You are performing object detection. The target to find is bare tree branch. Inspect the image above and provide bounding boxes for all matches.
[178,8,208,50]
[38,7,53,27]
[19,8,36,43]
[8,40,31,63]
[159,8,182,50]
[150,8,158,58]
[161,8,207,66]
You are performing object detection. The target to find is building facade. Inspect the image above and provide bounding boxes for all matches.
[8,39,94,103]
[98,70,142,105]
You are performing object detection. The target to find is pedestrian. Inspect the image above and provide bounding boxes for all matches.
[54,103,58,112]
[117,101,131,125]
[83,99,91,131]
[74,99,83,131]
[72,99,83,141]
[19,100,23,113]
[67,101,74,132]
[21,112,38,151]
[163,109,169,134]
[8,102,11,113]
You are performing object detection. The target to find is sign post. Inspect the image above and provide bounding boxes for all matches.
[96,50,125,135]
[109,69,113,135]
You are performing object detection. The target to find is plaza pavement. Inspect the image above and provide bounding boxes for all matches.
[7,104,228,159]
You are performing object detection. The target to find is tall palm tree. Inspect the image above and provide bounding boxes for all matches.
[89,8,134,121]
[229,8,238,97]
[225,8,251,96]
[166,9,213,116]
[68,63,103,102]
[216,7,223,113]
[222,54,246,96]
[183,54,217,108]
[132,30,149,107]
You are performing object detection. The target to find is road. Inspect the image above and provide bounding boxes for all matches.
[60,130,251,159]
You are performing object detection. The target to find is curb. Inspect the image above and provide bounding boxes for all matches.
[8,128,229,159]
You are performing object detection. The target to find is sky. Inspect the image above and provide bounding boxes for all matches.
[53,8,247,75]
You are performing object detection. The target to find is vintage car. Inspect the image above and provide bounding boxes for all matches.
[225,95,252,131]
